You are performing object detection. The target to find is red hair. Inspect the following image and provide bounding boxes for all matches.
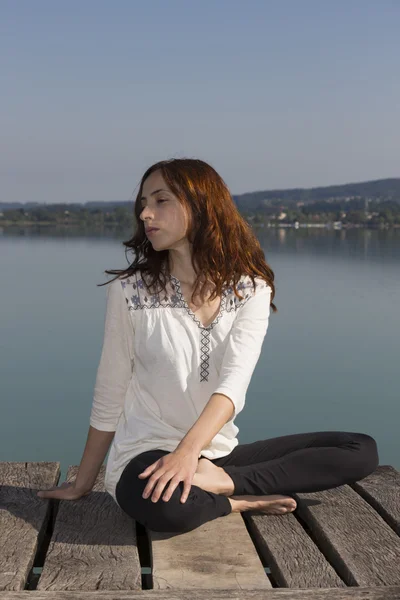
[101,158,277,313]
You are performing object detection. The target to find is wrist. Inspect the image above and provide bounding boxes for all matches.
[73,480,93,493]
[176,441,202,456]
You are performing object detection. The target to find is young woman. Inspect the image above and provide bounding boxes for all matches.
[37,158,379,534]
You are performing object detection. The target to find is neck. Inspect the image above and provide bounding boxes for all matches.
[168,253,199,286]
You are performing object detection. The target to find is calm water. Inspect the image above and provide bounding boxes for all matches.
[1,225,399,488]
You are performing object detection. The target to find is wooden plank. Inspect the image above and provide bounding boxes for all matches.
[244,505,345,588]
[0,461,60,591]
[350,465,400,535]
[3,586,400,599]
[37,465,141,591]
[245,469,400,588]
[293,482,400,586]
[149,511,271,589]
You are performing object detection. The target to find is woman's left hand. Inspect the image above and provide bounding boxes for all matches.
[138,448,199,503]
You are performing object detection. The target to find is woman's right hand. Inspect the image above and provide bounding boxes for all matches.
[37,481,92,501]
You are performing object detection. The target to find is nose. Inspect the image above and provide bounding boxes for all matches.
[140,208,153,223]
[140,206,155,220]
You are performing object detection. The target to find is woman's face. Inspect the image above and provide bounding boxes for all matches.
[139,170,190,251]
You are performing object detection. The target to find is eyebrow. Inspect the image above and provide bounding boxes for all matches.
[140,188,170,202]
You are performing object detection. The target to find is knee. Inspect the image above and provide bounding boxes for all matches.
[143,498,192,533]
[117,475,193,534]
[351,433,379,480]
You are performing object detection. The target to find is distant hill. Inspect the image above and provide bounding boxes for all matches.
[0,200,128,210]
[0,201,43,210]
[232,178,400,211]
[1,177,399,210]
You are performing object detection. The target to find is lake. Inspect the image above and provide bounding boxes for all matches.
[1,225,399,490]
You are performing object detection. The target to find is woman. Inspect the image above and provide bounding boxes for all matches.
[37,158,379,534]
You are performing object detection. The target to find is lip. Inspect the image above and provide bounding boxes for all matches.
[146,228,160,235]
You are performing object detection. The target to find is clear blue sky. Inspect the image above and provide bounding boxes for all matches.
[1,0,400,204]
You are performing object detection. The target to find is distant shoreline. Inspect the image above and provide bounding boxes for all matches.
[0,220,398,229]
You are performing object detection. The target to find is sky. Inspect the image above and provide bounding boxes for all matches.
[1,0,400,204]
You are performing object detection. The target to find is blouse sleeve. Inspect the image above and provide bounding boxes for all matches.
[89,277,135,431]
[212,280,272,423]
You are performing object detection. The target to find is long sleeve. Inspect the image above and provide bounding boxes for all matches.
[213,280,272,422]
[89,277,135,431]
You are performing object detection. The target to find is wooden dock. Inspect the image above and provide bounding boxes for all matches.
[1,461,400,599]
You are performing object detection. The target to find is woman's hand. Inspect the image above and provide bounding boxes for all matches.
[36,481,92,501]
[138,448,199,503]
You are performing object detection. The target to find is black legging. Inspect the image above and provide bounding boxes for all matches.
[115,430,379,534]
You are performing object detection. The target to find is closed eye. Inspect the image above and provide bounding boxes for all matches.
[141,199,167,208]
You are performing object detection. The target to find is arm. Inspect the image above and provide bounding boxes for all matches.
[74,426,116,492]
[89,277,135,431]
[178,281,272,455]
[176,393,235,455]
[76,278,134,490]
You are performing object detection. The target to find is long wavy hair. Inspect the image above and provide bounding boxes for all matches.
[100,158,277,313]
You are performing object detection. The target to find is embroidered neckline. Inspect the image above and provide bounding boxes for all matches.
[169,274,228,330]
[122,271,259,382]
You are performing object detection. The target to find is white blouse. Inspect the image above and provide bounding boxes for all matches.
[89,269,272,506]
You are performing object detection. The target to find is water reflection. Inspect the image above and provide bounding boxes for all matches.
[1,224,399,263]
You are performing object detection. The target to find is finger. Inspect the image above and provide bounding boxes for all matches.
[180,481,192,503]
[162,478,181,502]
[37,488,63,498]
[37,484,61,495]
[143,472,163,498]
[151,474,174,503]
[138,461,159,478]
[38,481,73,494]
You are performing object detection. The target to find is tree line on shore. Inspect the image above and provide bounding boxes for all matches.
[1,178,399,226]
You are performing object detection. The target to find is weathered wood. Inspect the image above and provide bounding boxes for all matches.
[293,478,400,586]
[2,461,400,596]
[149,512,271,589]
[244,506,345,588]
[350,465,400,535]
[245,467,400,588]
[37,465,141,591]
[0,461,60,591]
[2,586,400,598]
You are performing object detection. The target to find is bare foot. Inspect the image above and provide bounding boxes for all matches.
[193,458,235,496]
[229,494,297,515]
[193,458,297,516]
